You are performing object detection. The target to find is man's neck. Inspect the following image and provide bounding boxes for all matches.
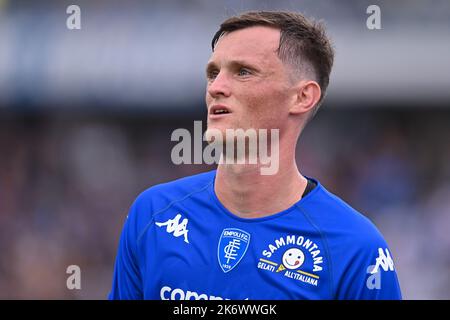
[214,158,307,219]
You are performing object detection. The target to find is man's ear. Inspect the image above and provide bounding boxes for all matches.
[288,80,321,116]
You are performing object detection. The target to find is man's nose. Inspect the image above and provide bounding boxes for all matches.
[207,72,231,98]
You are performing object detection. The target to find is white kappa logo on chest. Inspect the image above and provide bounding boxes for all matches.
[155,213,189,243]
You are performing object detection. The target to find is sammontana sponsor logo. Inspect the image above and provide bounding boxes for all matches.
[262,235,323,272]
[258,254,320,287]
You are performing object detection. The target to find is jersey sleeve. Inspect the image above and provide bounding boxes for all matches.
[109,200,143,300]
[334,231,402,300]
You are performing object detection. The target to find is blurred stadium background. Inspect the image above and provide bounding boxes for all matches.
[0,0,449,299]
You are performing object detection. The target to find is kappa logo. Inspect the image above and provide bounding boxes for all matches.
[217,228,250,273]
[370,248,395,274]
[155,213,189,243]
[366,248,395,290]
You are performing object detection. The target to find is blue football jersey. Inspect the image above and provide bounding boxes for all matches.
[109,170,402,300]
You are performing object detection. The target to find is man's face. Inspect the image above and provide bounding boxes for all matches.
[205,26,293,136]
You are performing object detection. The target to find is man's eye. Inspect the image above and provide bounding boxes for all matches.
[207,70,219,80]
[238,68,251,76]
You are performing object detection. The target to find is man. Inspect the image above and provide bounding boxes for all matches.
[109,11,402,299]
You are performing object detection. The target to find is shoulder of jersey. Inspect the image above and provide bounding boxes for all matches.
[141,169,215,200]
[301,184,386,245]
[128,169,215,221]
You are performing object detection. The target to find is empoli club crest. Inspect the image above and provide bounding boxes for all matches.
[217,228,251,273]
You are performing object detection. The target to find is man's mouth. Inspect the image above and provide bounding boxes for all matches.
[213,109,230,114]
[209,105,231,116]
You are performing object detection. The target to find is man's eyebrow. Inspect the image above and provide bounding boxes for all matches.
[206,61,218,73]
[229,59,259,69]
[206,59,259,72]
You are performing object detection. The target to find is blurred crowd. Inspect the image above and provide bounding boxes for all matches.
[0,108,449,299]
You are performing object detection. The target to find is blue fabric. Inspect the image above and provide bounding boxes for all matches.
[109,170,402,300]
